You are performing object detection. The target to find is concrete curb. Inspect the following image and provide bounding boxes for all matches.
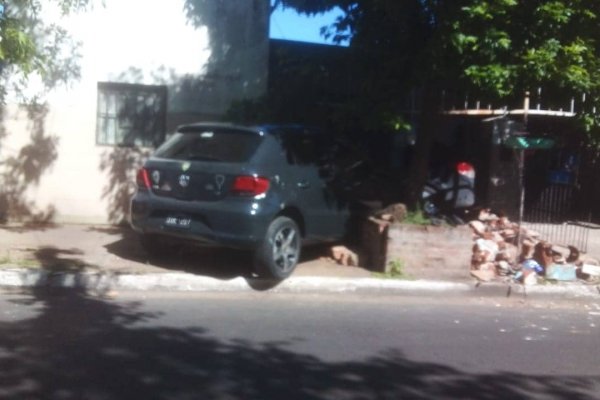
[0,269,470,294]
[0,268,599,299]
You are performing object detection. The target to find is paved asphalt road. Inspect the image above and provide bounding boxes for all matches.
[0,289,598,400]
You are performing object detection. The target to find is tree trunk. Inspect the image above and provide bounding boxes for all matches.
[406,85,439,210]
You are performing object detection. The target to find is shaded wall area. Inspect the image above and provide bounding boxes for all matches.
[99,147,149,225]
[0,105,59,223]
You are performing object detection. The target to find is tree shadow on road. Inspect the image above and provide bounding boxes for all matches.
[32,247,98,273]
[0,286,597,399]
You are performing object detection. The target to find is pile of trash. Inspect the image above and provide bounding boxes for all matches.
[469,209,600,285]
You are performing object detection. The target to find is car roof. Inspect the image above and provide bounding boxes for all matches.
[177,122,320,135]
[177,122,257,133]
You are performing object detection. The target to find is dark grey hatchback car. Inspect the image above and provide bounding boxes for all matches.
[130,123,354,279]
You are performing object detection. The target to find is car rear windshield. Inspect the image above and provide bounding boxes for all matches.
[153,128,262,163]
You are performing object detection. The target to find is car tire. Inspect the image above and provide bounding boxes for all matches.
[140,233,173,259]
[421,186,439,217]
[254,216,301,280]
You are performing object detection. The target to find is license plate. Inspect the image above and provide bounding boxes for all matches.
[165,216,192,228]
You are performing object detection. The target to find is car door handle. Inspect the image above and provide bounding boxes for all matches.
[297,181,311,189]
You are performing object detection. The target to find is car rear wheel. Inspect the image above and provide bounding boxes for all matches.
[254,216,301,280]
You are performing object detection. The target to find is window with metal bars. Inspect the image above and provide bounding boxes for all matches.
[96,82,167,147]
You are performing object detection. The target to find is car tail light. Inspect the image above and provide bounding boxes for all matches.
[456,162,475,179]
[231,176,270,196]
[136,168,151,189]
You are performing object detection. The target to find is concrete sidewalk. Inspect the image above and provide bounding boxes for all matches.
[0,223,598,300]
[0,223,373,279]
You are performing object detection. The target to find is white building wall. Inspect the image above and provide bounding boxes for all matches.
[1,0,270,224]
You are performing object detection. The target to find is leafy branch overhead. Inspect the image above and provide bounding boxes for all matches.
[0,0,92,101]
[277,0,600,127]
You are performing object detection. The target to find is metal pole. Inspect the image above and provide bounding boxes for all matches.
[517,92,530,252]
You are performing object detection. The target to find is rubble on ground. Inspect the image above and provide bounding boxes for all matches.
[469,209,600,285]
[328,203,407,269]
[328,245,359,267]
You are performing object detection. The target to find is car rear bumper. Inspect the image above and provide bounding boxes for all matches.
[129,191,276,249]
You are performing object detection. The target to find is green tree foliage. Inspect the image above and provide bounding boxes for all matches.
[276,0,600,206]
[0,0,92,101]
[455,1,600,102]
[277,0,600,112]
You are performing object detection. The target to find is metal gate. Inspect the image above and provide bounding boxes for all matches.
[523,184,591,252]
[519,138,600,253]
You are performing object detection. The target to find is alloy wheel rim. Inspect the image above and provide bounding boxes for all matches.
[272,226,299,273]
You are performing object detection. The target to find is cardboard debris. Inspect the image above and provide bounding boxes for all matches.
[374,203,407,224]
[474,239,499,259]
[368,216,391,234]
[469,220,486,236]
[533,241,553,269]
[567,245,581,263]
[523,270,538,286]
[467,210,598,285]
[497,243,518,263]
[471,269,496,282]
[478,209,499,222]
[520,239,536,259]
[497,260,512,274]
[579,254,600,266]
[546,264,578,281]
[582,264,600,277]
[330,245,359,267]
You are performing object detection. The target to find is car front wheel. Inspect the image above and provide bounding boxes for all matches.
[254,216,301,280]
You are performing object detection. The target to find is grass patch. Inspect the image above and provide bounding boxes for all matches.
[0,252,41,268]
[403,209,430,226]
[18,259,42,268]
[373,259,412,279]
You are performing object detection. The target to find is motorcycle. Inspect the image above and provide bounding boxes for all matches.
[421,161,476,225]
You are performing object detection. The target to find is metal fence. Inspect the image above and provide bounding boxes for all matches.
[522,147,599,252]
[523,184,591,251]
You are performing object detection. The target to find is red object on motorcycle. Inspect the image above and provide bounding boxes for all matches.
[456,162,475,179]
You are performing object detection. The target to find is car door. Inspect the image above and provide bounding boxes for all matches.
[284,131,350,241]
